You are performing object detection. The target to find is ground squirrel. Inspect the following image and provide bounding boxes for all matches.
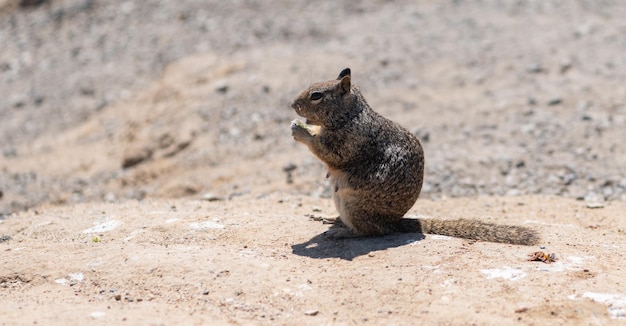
[290,68,539,245]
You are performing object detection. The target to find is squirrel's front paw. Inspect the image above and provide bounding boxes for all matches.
[291,119,312,142]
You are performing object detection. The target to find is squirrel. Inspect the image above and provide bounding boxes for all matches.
[290,68,539,246]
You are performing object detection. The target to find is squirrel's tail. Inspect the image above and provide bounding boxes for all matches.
[396,218,540,246]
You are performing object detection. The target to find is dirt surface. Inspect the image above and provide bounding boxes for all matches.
[2,196,626,325]
[1,0,626,324]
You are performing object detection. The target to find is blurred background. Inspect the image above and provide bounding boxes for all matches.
[1,0,625,216]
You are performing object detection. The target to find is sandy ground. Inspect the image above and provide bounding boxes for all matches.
[1,0,626,325]
[2,195,626,325]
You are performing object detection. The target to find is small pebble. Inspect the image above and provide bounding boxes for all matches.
[584,192,604,208]
[121,147,153,169]
[560,59,573,73]
[215,80,229,93]
[585,201,604,209]
[304,309,319,316]
[547,97,562,106]
[527,63,544,73]
[282,163,297,172]
[202,193,224,201]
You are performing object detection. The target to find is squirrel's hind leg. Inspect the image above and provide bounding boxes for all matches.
[324,226,359,239]
[340,208,398,237]
[322,213,397,238]
[322,217,359,239]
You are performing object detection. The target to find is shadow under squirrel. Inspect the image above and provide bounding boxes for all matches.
[291,68,539,245]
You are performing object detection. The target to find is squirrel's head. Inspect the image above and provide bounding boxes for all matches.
[291,68,357,128]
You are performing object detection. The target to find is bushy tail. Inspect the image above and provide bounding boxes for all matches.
[396,218,539,246]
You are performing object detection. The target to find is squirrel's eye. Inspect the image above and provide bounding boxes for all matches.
[310,92,323,101]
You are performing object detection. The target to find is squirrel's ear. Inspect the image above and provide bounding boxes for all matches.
[337,68,351,80]
[339,75,351,94]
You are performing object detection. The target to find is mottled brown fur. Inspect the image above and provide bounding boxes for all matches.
[290,68,539,245]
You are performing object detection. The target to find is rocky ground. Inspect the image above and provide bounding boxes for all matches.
[1,0,625,324]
